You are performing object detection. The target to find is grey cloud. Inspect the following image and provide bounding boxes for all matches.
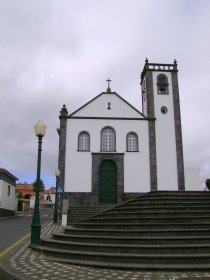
[0,0,210,186]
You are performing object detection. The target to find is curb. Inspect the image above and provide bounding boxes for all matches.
[0,220,54,280]
[0,260,22,280]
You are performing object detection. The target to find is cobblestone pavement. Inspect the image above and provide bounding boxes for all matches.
[1,222,210,280]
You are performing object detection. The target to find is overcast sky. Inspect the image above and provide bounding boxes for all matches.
[0,0,210,189]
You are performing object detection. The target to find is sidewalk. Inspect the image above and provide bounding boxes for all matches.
[1,222,210,280]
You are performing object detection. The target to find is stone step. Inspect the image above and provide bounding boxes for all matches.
[41,238,210,254]
[145,191,210,196]
[111,206,210,212]
[32,245,210,266]
[64,227,210,237]
[84,216,210,224]
[128,201,210,207]
[97,211,210,219]
[72,222,210,230]
[53,233,210,245]
[119,201,210,211]
[68,207,110,213]
[137,195,210,200]
[134,199,210,204]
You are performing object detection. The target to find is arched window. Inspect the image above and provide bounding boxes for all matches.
[101,127,116,152]
[78,131,90,151]
[157,74,169,94]
[127,132,138,152]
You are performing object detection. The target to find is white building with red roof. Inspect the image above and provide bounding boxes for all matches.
[0,168,18,217]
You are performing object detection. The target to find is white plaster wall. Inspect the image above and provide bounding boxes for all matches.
[0,180,16,211]
[124,152,150,193]
[73,93,142,118]
[62,214,67,226]
[185,167,201,191]
[153,72,178,190]
[65,118,150,193]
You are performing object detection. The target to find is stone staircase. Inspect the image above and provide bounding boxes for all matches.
[33,191,210,270]
[67,206,114,224]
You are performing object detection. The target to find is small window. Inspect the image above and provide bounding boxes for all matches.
[161,106,168,114]
[78,131,90,151]
[8,185,11,196]
[127,132,139,152]
[101,127,116,152]
[157,74,169,94]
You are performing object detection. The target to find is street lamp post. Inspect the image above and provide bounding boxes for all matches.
[30,120,47,245]
[53,169,60,223]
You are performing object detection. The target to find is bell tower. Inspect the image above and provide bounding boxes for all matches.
[141,59,185,191]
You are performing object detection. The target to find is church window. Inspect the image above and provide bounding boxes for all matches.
[127,132,138,152]
[157,74,169,94]
[101,127,116,152]
[78,131,90,151]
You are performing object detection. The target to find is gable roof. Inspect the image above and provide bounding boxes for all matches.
[68,91,148,120]
[0,168,18,181]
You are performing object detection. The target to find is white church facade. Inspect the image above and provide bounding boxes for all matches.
[57,60,199,224]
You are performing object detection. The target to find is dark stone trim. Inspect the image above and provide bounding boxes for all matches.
[99,150,117,152]
[92,153,124,205]
[68,116,153,121]
[68,192,91,207]
[145,71,157,191]
[65,191,144,208]
[58,105,68,190]
[148,121,157,191]
[141,61,178,83]
[171,72,185,191]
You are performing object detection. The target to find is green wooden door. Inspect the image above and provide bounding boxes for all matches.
[99,160,117,204]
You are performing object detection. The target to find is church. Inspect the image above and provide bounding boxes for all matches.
[57,59,200,225]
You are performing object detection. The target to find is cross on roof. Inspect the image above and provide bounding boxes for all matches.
[106,78,112,93]
[106,78,111,88]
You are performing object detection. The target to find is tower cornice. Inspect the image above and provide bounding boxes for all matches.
[140,59,178,84]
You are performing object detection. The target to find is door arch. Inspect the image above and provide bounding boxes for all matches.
[99,160,117,204]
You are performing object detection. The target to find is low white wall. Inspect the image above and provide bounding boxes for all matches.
[184,167,201,191]
[62,214,67,226]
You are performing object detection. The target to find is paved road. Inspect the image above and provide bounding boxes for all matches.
[0,208,53,253]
